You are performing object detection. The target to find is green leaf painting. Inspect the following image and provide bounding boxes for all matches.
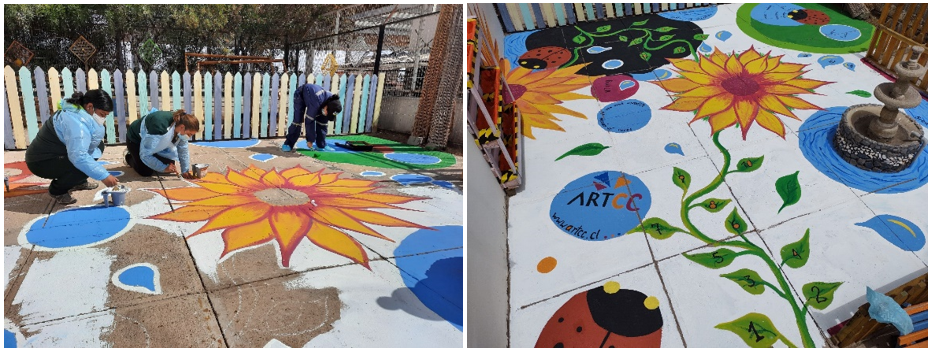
[596,25,612,33]
[555,143,610,161]
[776,171,801,213]
[715,313,783,348]
[721,268,766,295]
[803,282,843,310]
[683,248,740,269]
[628,217,682,239]
[633,19,649,26]
[629,37,644,47]
[780,229,810,268]
[735,156,764,173]
[572,34,587,44]
[658,34,674,42]
[699,197,732,213]
[847,90,872,98]
[673,46,686,54]
[672,167,691,192]
[640,51,652,61]
[725,208,748,236]
[694,33,710,41]
[655,26,675,32]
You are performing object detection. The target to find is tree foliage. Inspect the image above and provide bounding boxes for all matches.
[4,4,334,72]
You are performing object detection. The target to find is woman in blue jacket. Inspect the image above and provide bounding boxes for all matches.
[25,90,120,205]
[124,109,199,178]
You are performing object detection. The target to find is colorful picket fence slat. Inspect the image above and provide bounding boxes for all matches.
[496,3,716,32]
[3,67,386,149]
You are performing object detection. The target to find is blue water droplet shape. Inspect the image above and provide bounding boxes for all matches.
[798,53,812,58]
[855,214,926,251]
[715,30,732,41]
[432,180,455,189]
[817,55,844,68]
[360,171,385,177]
[116,264,160,294]
[664,143,685,156]
[391,174,434,186]
[587,46,612,54]
[618,80,636,91]
[108,171,124,177]
[698,42,712,53]
[4,330,16,348]
[820,24,862,42]
[843,62,856,72]
[250,153,276,162]
[602,59,624,70]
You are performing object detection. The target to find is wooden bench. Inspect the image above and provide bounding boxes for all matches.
[898,302,928,348]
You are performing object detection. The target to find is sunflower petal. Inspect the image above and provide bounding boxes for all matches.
[310,206,391,240]
[762,71,805,84]
[149,205,225,222]
[198,172,231,184]
[318,172,341,185]
[220,219,274,256]
[695,93,735,119]
[745,55,769,75]
[663,97,706,112]
[184,193,260,207]
[349,192,425,204]
[269,209,313,267]
[288,169,324,187]
[771,62,806,73]
[315,185,375,196]
[551,92,594,101]
[766,84,813,95]
[699,53,728,78]
[679,71,715,85]
[281,166,311,179]
[307,222,370,269]
[330,179,378,188]
[226,168,265,189]
[783,78,831,90]
[679,85,726,98]
[241,165,267,180]
[149,187,224,201]
[733,100,759,139]
[708,107,738,135]
[197,181,250,195]
[523,91,562,105]
[724,54,744,75]
[777,95,822,111]
[537,104,588,119]
[341,208,431,231]
[261,170,287,187]
[191,202,272,237]
[657,78,702,93]
[669,58,703,73]
[765,55,782,71]
[755,108,786,138]
[738,46,761,65]
[711,48,729,67]
[758,94,798,119]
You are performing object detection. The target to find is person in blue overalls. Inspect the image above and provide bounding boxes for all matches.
[25,90,120,205]
[281,83,342,152]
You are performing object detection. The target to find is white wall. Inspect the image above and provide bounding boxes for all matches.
[466,141,509,348]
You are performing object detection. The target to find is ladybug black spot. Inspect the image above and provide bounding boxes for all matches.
[558,317,564,323]
[576,326,583,333]
[554,343,564,348]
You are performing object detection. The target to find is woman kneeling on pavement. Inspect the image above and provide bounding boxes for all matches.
[124,109,200,179]
[25,90,120,205]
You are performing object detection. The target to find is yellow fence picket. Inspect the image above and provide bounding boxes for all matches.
[278,73,289,136]
[193,72,204,140]
[329,73,339,135]
[87,69,99,90]
[373,73,386,133]
[5,66,26,148]
[251,72,261,138]
[160,71,170,111]
[48,68,62,111]
[125,69,138,125]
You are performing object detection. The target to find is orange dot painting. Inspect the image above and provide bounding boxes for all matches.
[537,256,558,273]
[146,164,431,268]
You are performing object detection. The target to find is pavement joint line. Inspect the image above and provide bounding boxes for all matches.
[4,244,37,304]
[516,261,656,312]
[357,239,463,310]
[638,213,689,347]
[504,195,513,347]
[13,289,211,328]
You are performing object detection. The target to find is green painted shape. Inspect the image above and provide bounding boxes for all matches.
[720,268,767,295]
[100,69,116,144]
[715,312,783,348]
[203,72,213,140]
[315,73,323,86]
[233,73,243,138]
[18,66,38,143]
[336,74,347,134]
[171,71,181,111]
[672,167,691,192]
[260,73,270,137]
[776,171,801,213]
[802,281,842,310]
[737,3,874,54]
[780,229,810,268]
[61,68,74,101]
[555,142,610,161]
[358,74,370,134]
[297,135,456,170]
[627,217,682,240]
[847,89,871,98]
[137,70,149,117]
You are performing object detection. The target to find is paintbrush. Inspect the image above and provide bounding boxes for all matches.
[41,197,57,228]
[156,173,175,212]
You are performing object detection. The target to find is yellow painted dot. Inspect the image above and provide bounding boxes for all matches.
[644,296,660,310]
[603,281,621,294]
[537,257,557,273]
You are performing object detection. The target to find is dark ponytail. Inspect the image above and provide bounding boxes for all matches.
[65,89,114,112]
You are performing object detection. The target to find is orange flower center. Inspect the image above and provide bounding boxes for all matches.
[254,188,310,206]
[721,75,760,97]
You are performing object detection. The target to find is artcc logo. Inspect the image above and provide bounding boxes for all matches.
[549,171,651,241]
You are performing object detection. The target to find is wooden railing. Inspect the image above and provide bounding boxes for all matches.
[865,3,928,94]
[495,3,716,33]
[3,66,386,150]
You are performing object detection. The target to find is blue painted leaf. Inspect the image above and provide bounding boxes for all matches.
[555,143,610,161]
[855,214,926,251]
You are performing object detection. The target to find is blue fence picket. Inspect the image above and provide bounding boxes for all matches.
[358,74,370,134]
[260,73,270,137]
[62,68,74,100]
[365,74,377,133]
[298,73,306,90]
[243,73,252,138]
[287,73,297,129]
[233,73,243,139]
[18,67,39,142]
[203,72,213,140]
[342,74,354,133]
[33,67,50,123]
[322,74,331,94]
[100,69,116,144]
[149,71,159,112]
[213,72,222,139]
[336,74,347,134]
[4,84,14,149]
[314,73,323,87]
[114,70,127,142]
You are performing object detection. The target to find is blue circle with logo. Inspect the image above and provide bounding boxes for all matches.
[549,171,651,241]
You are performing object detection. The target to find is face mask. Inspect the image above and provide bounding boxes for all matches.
[89,108,107,125]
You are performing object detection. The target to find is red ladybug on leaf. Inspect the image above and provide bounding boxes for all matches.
[787,9,829,25]
[536,282,663,348]
[519,46,572,70]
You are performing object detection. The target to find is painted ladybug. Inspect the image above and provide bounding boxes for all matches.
[788,9,830,25]
[536,282,663,348]
[519,46,572,70]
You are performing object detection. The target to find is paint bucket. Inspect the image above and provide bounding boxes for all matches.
[102,185,130,207]
[193,164,209,179]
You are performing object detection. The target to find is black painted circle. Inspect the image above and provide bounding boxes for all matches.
[558,317,564,323]
[554,342,564,348]
[585,287,663,337]
[576,326,582,333]
[524,16,704,76]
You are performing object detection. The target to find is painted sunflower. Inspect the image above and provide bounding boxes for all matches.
[147,165,429,268]
[503,59,594,139]
[653,46,831,138]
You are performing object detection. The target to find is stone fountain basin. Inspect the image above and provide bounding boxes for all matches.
[874,83,921,109]
[833,104,925,173]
